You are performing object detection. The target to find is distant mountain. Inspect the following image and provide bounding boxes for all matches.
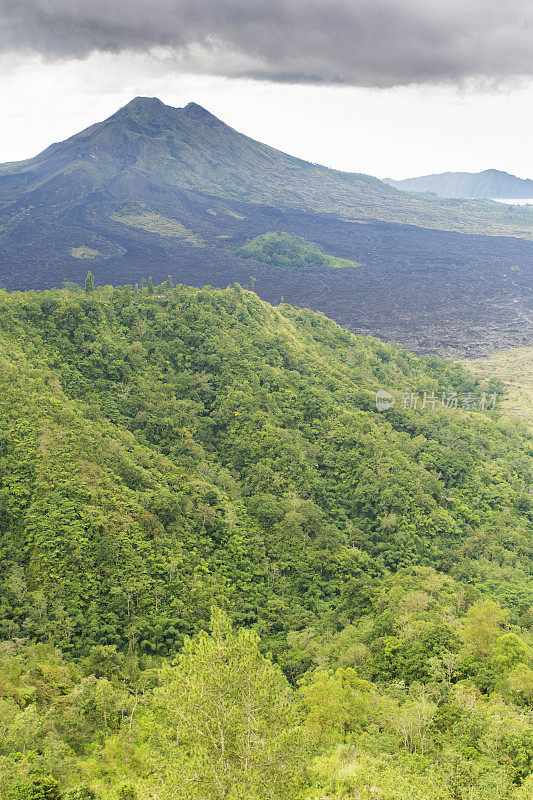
[3,97,530,230]
[0,97,531,356]
[384,169,533,199]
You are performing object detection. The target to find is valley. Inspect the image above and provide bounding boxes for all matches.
[2,195,531,357]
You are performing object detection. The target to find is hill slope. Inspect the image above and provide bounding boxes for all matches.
[385,169,533,199]
[1,283,533,800]
[459,346,533,424]
[0,282,531,658]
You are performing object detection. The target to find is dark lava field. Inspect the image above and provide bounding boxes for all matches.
[1,98,531,356]
[2,193,531,357]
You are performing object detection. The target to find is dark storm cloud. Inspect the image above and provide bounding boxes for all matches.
[1,0,532,87]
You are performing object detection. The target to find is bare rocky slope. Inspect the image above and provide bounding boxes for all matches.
[0,97,531,355]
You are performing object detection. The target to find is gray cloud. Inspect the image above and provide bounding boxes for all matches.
[1,0,532,87]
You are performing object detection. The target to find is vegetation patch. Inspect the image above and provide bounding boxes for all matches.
[111,204,203,245]
[459,346,533,424]
[235,231,361,269]
[224,208,246,220]
[0,282,532,799]
[69,246,102,260]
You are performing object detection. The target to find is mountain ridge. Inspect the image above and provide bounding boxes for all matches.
[1,280,531,656]
[0,97,530,231]
[385,168,533,199]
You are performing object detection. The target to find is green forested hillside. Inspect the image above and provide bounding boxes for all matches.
[1,281,532,799]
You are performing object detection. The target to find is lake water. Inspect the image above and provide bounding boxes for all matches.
[491,198,533,205]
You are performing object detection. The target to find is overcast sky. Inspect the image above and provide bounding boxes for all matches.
[1,0,532,179]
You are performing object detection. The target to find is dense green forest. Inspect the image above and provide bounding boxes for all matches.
[0,280,532,799]
[235,232,361,269]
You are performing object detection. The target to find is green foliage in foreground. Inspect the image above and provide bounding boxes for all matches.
[0,281,532,797]
[1,606,533,800]
[235,231,361,269]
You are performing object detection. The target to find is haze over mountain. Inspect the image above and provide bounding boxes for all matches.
[0,97,531,355]
[385,169,533,200]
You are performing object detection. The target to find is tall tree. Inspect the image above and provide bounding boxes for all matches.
[156,608,308,800]
[84,271,95,294]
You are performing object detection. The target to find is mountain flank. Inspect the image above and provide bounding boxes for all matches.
[1,98,531,234]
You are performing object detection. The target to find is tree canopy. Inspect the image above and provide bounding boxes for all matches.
[0,282,532,799]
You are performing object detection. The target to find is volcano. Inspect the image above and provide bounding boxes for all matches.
[0,97,531,355]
